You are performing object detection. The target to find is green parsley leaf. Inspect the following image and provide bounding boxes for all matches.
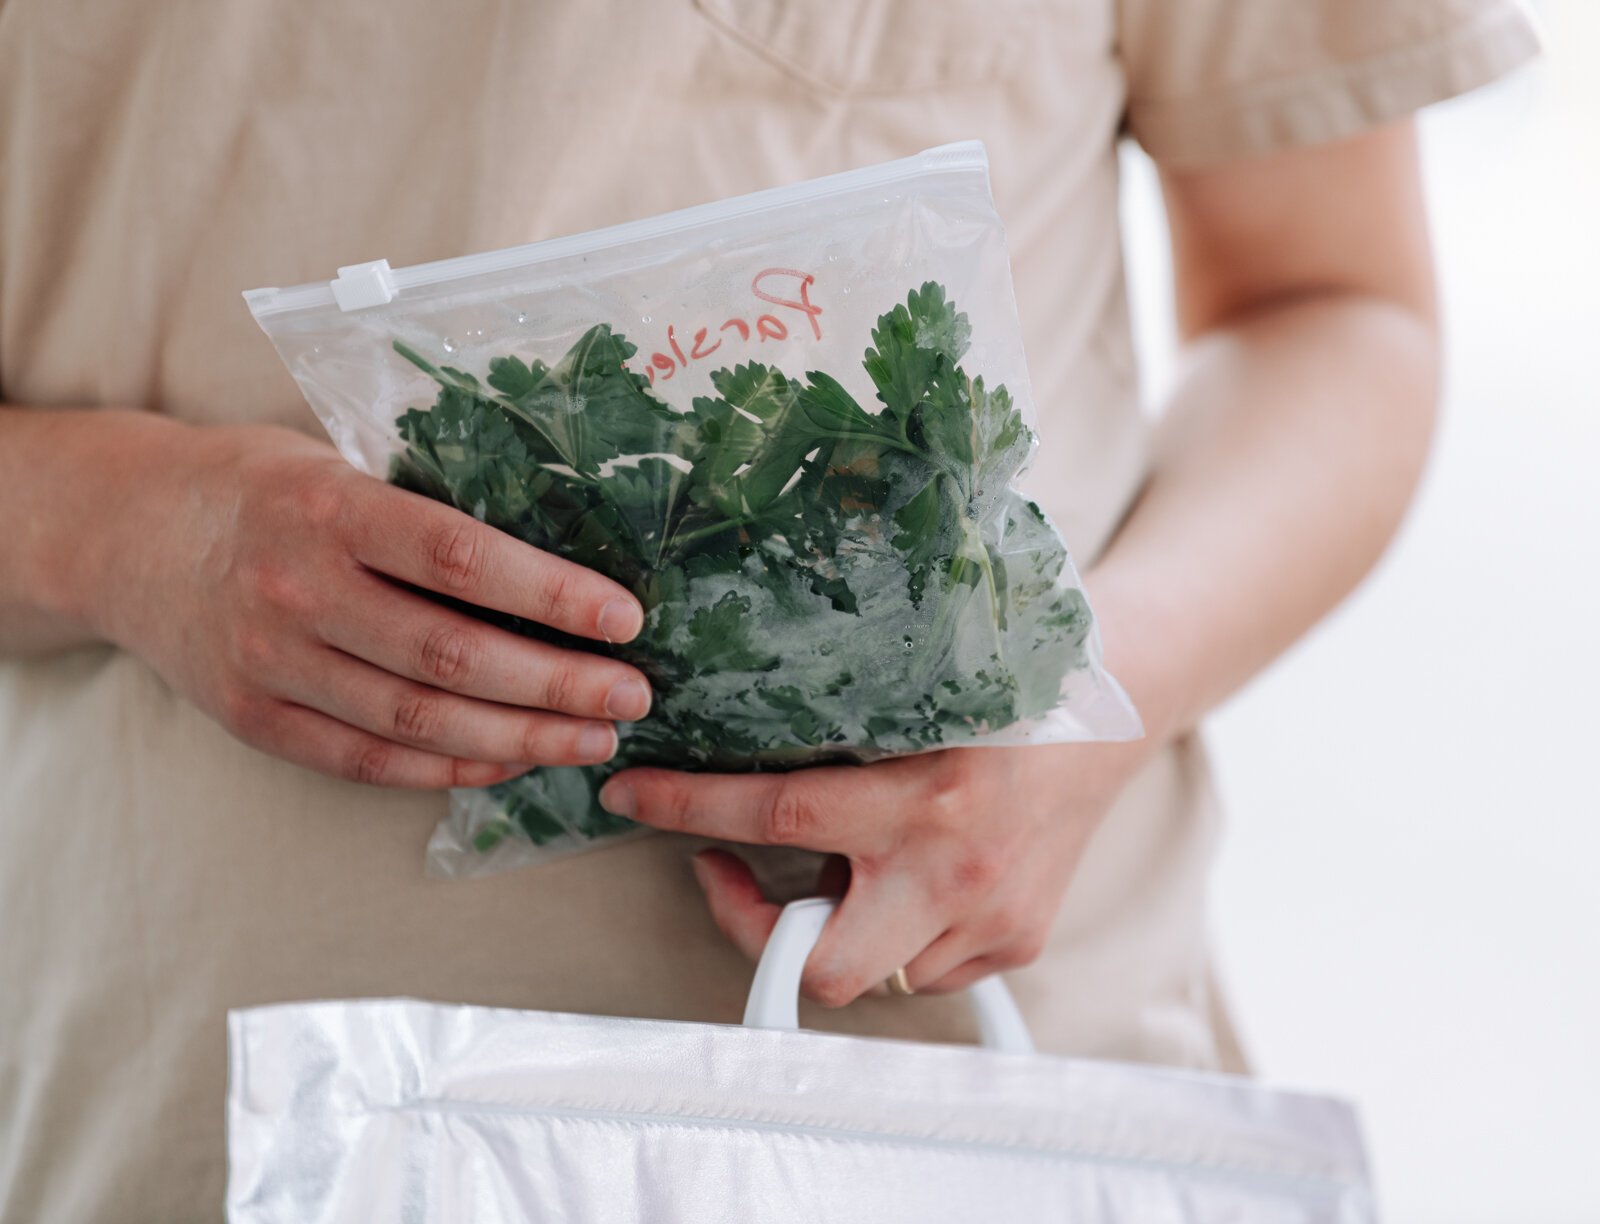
[387,284,1096,852]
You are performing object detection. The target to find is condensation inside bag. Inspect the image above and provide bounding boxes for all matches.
[226,997,1377,1224]
[245,144,1141,876]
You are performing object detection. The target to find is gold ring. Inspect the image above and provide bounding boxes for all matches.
[886,967,916,997]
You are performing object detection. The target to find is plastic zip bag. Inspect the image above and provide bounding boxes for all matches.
[245,141,1141,876]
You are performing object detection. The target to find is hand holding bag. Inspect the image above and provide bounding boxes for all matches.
[226,898,1376,1222]
[244,143,1142,877]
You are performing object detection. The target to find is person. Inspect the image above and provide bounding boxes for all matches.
[0,0,1538,1218]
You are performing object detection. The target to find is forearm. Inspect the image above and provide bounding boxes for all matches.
[0,405,192,657]
[1087,290,1439,744]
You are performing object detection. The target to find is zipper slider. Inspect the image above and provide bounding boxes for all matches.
[330,259,397,311]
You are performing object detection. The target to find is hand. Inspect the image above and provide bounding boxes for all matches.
[81,423,654,788]
[598,740,1149,1005]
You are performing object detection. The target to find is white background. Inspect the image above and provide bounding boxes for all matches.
[1119,3,1599,1221]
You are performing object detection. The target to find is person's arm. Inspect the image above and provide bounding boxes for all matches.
[0,407,656,786]
[603,121,1441,1003]
[0,407,170,656]
[1096,120,1438,739]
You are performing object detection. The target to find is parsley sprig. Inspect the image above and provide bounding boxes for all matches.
[389,283,1093,849]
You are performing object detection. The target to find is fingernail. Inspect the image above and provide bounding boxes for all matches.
[599,779,634,817]
[597,598,643,644]
[577,723,618,764]
[605,677,652,721]
[689,853,712,890]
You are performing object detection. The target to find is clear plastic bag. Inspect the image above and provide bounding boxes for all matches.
[245,141,1141,876]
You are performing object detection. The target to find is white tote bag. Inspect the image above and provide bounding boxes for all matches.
[226,898,1376,1222]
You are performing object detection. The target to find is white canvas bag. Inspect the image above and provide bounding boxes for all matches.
[226,898,1376,1222]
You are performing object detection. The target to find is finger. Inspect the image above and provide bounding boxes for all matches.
[344,483,645,643]
[902,907,1052,994]
[800,871,948,1008]
[910,922,1052,995]
[688,849,783,962]
[320,575,653,719]
[918,956,1007,996]
[244,698,527,790]
[598,766,889,855]
[896,927,973,993]
[274,647,620,767]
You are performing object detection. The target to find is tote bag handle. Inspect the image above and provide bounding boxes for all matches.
[742,896,1036,1054]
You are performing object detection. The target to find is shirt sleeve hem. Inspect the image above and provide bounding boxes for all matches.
[1127,2,1542,169]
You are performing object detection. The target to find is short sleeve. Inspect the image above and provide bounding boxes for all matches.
[1117,0,1541,167]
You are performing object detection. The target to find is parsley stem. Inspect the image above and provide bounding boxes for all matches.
[662,428,937,558]
[668,517,749,550]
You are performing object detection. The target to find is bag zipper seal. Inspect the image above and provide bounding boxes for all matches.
[243,141,991,318]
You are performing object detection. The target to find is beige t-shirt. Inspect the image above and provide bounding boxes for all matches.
[0,1,1536,1219]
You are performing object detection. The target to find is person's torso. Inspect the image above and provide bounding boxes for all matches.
[0,0,1144,551]
[0,4,1226,1221]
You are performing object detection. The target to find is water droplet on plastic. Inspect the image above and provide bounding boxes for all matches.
[903,637,914,650]
[641,314,653,324]
[819,643,833,656]
[515,311,528,324]
[441,337,456,353]
[841,286,852,296]
[825,253,838,263]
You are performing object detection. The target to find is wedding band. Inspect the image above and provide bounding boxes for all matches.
[886,967,915,997]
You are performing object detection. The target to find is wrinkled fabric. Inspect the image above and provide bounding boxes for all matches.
[0,0,1536,1220]
[227,999,1376,1223]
